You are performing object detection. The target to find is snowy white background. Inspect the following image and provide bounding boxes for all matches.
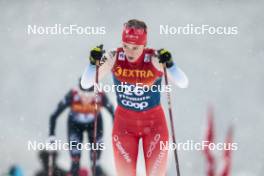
[0,0,263,175]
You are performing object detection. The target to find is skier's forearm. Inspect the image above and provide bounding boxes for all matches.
[167,64,189,88]
[81,64,96,89]
[49,106,65,136]
[49,116,57,136]
[80,63,110,89]
[152,55,189,88]
[49,92,72,135]
[81,50,115,90]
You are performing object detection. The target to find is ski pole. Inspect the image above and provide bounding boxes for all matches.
[162,63,181,176]
[92,44,103,176]
[48,151,53,176]
[220,125,234,176]
[204,106,216,176]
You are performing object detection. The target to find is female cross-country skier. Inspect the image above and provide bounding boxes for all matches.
[49,80,114,176]
[81,19,189,176]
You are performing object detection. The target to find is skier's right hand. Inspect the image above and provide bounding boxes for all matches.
[89,45,104,65]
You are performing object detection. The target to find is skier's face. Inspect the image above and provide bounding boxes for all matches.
[122,42,144,62]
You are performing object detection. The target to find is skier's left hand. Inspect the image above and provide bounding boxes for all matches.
[157,49,174,68]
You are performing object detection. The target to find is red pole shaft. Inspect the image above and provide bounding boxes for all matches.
[163,64,181,176]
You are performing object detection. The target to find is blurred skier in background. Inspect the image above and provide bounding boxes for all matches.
[48,79,114,176]
[35,150,67,176]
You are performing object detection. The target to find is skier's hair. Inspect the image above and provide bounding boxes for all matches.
[125,19,147,31]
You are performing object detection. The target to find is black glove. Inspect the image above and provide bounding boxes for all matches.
[157,49,174,68]
[89,44,104,65]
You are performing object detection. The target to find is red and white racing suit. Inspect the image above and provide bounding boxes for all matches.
[81,47,189,176]
[111,48,168,176]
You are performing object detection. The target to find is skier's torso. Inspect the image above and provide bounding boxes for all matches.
[111,48,163,111]
[70,89,103,123]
